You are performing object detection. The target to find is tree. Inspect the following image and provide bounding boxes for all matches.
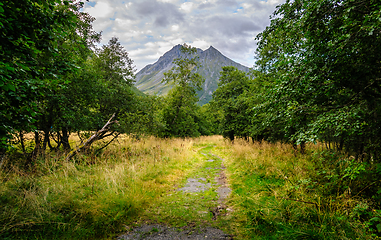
[31,4,102,154]
[211,66,252,141]
[161,44,205,138]
[255,0,381,156]
[0,0,94,157]
[91,37,136,130]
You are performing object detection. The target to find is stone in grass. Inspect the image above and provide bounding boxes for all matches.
[118,224,232,240]
[177,178,211,193]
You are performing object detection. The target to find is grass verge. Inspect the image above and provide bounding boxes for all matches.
[0,135,200,239]
[213,139,380,240]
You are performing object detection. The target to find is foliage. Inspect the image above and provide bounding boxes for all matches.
[30,4,102,152]
[121,95,166,138]
[215,140,378,239]
[211,66,253,141]
[0,0,86,153]
[161,44,206,138]
[89,37,136,130]
[254,0,381,159]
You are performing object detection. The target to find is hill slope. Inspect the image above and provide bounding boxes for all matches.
[134,45,250,105]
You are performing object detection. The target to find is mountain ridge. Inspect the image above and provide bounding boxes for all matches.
[134,44,250,105]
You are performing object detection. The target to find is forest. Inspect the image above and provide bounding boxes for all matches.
[1,0,381,239]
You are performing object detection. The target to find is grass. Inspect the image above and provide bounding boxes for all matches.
[213,139,379,239]
[0,135,203,239]
[139,139,226,228]
[1,135,379,239]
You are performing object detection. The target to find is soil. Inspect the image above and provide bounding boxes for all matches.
[117,224,232,240]
[118,149,232,240]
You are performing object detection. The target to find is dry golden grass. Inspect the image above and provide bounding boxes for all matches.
[0,136,373,239]
[0,134,214,239]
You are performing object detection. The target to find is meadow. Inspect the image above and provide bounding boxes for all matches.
[0,135,378,239]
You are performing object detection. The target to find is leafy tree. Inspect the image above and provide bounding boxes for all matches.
[32,5,102,154]
[198,103,222,135]
[255,0,381,156]
[90,37,136,127]
[0,0,95,157]
[121,95,165,138]
[211,66,252,141]
[161,44,205,138]
[36,36,136,155]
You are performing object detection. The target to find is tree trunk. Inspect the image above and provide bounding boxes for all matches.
[300,141,306,154]
[26,131,41,168]
[19,131,27,156]
[42,128,50,152]
[65,113,119,161]
[62,127,71,151]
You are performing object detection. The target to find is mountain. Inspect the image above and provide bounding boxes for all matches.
[134,44,251,105]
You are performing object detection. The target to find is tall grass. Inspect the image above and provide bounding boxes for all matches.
[2,135,379,239]
[0,135,199,239]
[214,139,379,240]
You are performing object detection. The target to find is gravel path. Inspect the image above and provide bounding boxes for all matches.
[118,148,232,240]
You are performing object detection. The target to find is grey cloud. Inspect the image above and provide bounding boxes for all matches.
[243,1,267,11]
[134,0,184,27]
[216,37,254,53]
[216,0,239,7]
[198,2,214,9]
[192,15,261,38]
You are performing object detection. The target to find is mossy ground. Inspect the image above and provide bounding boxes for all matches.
[137,144,229,227]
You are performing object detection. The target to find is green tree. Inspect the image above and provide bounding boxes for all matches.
[161,44,205,138]
[0,0,94,157]
[211,66,252,141]
[91,37,136,126]
[255,0,381,156]
[31,5,102,154]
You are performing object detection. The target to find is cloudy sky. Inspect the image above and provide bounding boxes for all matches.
[83,0,286,72]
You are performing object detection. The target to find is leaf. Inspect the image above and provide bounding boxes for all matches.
[6,83,16,92]
[6,66,15,71]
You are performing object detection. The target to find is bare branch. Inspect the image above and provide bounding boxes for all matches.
[65,113,119,161]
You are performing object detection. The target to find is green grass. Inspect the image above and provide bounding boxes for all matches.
[139,141,227,228]
[1,135,379,239]
[213,139,378,239]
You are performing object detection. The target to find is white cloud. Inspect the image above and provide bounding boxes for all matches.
[191,40,210,50]
[180,2,194,13]
[82,0,287,71]
[171,24,180,31]
[84,1,114,19]
[114,18,135,28]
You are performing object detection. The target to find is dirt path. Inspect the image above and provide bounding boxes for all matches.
[118,146,233,239]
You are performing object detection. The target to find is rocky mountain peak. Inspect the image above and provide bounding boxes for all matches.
[135,45,250,105]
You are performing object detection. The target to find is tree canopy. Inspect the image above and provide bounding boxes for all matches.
[161,44,206,138]
[253,0,381,158]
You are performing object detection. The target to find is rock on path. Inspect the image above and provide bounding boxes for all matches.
[118,224,232,240]
[118,148,232,239]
